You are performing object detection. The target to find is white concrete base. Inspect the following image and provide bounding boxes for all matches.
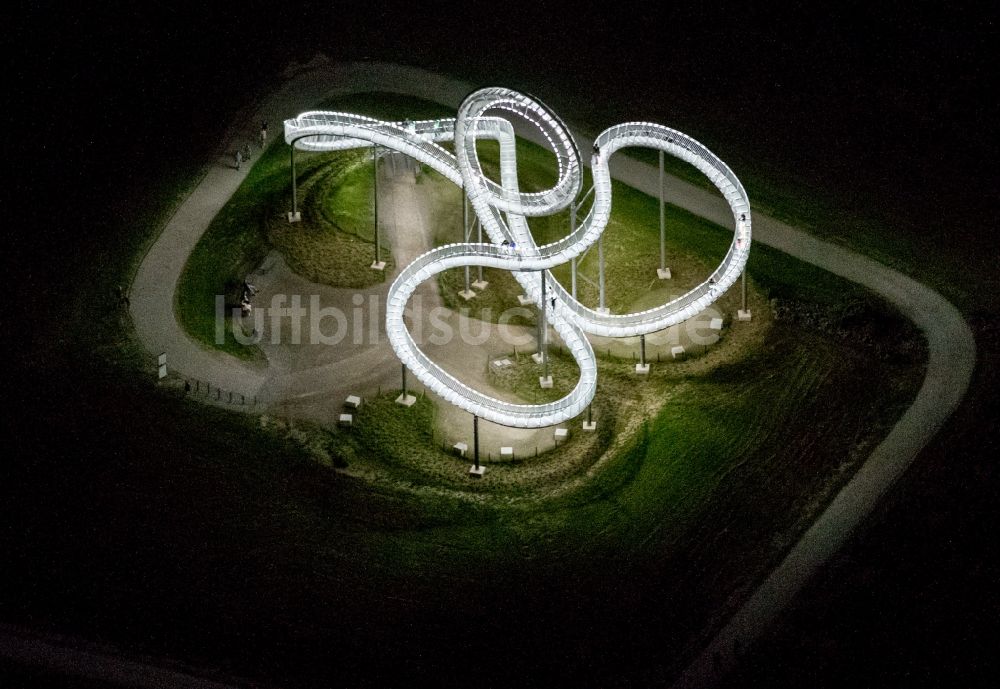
[539,376,553,389]
[554,427,568,443]
[471,280,489,290]
[338,413,353,427]
[345,395,361,409]
[582,421,597,431]
[287,211,302,223]
[453,442,468,457]
[395,393,416,407]
[671,345,686,359]
[518,294,534,306]
[738,309,753,322]
[500,446,513,459]
[709,317,724,331]
[371,260,386,271]
[458,289,476,301]
[635,363,650,375]
[468,465,486,477]
[596,307,610,315]
[531,352,545,364]
[657,267,672,280]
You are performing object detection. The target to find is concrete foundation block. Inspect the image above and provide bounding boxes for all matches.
[395,394,416,407]
[738,309,752,322]
[657,267,672,280]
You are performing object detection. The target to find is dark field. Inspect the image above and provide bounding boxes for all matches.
[6,2,997,687]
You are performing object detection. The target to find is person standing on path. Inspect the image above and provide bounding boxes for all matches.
[260,120,268,148]
[235,149,242,170]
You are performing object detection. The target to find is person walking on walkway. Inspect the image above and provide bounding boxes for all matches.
[260,120,268,148]
[235,149,242,170]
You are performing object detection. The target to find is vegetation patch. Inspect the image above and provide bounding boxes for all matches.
[9,90,932,688]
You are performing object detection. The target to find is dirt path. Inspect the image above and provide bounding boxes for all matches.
[128,58,975,688]
[243,161,556,454]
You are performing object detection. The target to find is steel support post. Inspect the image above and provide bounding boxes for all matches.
[598,235,607,312]
[540,272,549,379]
[570,201,577,299]
[372,146,382,268]
[656,150,670,278]
[473,415,480,470]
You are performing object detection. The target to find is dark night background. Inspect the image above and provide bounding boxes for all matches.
[5,1,998,687]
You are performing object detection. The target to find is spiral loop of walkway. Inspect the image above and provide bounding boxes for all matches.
[284,87,752,427]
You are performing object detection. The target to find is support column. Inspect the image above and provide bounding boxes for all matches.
[537,272,552,388]
[738,269,752,321]
[636,333,649,375]
[459,192,475,300]
[469,414,485,476]
[472,218,488,290]
[583,404,596,431]
[287,145,301,223]
[597,235,608,314]
[371,146,386,270]
[657,150,670,279]
[570,201,578,299]
[395,363,416,406]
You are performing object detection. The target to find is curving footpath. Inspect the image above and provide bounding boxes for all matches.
[284,88,751,427]
[129,59,975,687]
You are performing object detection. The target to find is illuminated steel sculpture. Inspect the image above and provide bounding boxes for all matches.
[284,88,751,428]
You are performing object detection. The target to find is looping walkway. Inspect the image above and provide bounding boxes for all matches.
[284,88,751,427]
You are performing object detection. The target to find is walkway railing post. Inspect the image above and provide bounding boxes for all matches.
[401,363,407,399]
